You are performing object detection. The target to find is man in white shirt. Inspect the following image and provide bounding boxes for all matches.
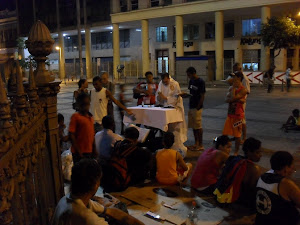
[156,73,181,107]
[95,116,123,160]
[156,73,188,157]
[52,159,144,225]
[227,63,250,143]
[90,76,132,133]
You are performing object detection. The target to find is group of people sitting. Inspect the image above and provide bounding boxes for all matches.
[54,68,300,225]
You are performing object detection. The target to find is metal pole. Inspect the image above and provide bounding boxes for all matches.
[281,79,284,92]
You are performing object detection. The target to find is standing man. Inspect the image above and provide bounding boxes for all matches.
[90,76,132,133]
[286,66,293,92]
[101,72,115,116]
[156,73,187,157]
[186,67,206,151]
[69,93,97,164]
[133,71,158,105]
[156,73,181,107]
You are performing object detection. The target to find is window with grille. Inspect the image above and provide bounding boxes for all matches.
[156,27,168,42]
[242,18,261,36]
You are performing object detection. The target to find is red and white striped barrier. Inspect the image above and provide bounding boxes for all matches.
[244,71,300,85]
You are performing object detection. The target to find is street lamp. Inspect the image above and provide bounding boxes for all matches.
[55,46,62,80]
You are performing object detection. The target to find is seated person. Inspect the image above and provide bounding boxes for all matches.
[156,132,192,185]
[95,116,123,160]
[191,135,231,194]
[281,109,300,132]
[214,137,262,209]
[133,71,158,105]
[51,159,144,225]
[101,127,152,192]
[58,113,70,152]
[256,151,300,225]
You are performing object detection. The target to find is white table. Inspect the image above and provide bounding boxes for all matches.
[123,106,183,131]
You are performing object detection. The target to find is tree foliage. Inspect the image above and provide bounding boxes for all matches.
[261,17,300,57]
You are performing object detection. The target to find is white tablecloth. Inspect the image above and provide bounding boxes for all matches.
[123,106,183,131]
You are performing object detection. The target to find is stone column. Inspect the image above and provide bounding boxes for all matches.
[141,19,150,75]
[176,15,184,57]
[58,32,66,79]
[235,45,243,66]
[127,0,132,11]
[261,6,271,71]
[113,23,120,79]
[112,0,120,13]
[215,11,224,80]
[294,47,299,70]
[85,27,92,79]
[139,0,149,9]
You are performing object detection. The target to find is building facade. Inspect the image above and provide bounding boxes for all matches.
[0,0,299,81]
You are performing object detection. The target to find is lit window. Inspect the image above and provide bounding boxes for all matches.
[242,18,261,36]
[156,27,167,42]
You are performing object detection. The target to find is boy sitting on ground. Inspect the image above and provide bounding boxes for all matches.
[101,127,152,192]
[95,116,123,161]
[214,137,262,210]
[256,151,300,225]
[281,109,300,132]
[156,132,192,185]
[191,135,231,194]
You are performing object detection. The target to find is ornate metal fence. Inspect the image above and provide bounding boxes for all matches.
[0,21,64,225]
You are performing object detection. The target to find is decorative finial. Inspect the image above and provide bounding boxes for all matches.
[0,75,8,104]
[29,60,36,89]
[16,60,25,96]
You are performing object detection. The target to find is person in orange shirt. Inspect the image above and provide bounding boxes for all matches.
[223,71,247,155]
[156,132,192,185]
[69,93,97,164]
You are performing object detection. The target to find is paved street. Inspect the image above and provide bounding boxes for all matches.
[57,81,300,182]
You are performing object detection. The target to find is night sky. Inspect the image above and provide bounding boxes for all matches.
[0,0,16,11]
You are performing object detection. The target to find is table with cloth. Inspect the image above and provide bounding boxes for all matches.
[123,105,187,157]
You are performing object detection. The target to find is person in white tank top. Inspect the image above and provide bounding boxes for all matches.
[90,76,133,133]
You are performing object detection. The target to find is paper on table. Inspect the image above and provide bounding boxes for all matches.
[128,124,150,143]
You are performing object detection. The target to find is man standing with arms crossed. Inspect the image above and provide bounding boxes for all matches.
[185,67,206,151]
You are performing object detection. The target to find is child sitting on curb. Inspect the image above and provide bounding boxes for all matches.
[281,109,300,132]
[156,132,192,185]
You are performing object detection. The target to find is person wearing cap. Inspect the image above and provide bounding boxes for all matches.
[223,71,247,155]
[226,63,250,144]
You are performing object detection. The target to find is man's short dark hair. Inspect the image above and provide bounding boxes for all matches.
[163,132,175,149]
[93,76,101,83]
[233,71,244,81]
[186,67,196,74]
[161,73,170,80]
[124,127,139,140]
[71,159,102,195]
[271,151,293,171]
[102,116,114,130]
[77,93,90,106]
[242,137,261,157]
[145,71,153,77]
[215,135,230,149]
[58,113,64,123]
[78,79,86,88]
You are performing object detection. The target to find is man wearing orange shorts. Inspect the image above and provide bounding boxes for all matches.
[223,71,247,155]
